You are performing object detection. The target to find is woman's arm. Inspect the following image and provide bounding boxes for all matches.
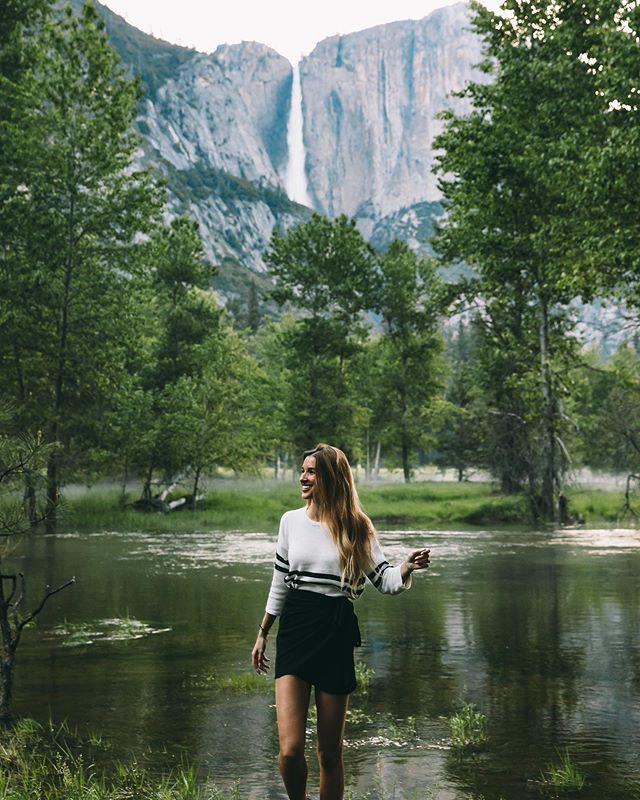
[368,538,431,593]
[252,612,276,674]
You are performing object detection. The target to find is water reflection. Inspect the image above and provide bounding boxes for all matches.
[13,526,640,799]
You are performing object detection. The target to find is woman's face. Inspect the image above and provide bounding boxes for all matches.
[300,455,317,502]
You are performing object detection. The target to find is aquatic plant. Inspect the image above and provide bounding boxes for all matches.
[449,702,488,750]
[193,671,270,694]
[540,749,586,792]
[0,718,246,799]
[49,617,171,646]
[355,662,375,695]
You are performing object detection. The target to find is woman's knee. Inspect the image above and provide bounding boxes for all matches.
[279,742,306,764]
[317,743,343,772]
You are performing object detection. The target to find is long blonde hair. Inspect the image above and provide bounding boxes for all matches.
[304,443,374,598]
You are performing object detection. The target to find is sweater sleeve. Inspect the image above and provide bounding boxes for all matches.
[265,513,290,615]
[366,535,410,594]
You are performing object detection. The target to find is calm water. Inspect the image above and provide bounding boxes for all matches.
[14,524,640,799]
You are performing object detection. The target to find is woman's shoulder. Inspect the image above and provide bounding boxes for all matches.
[279,507,307,525]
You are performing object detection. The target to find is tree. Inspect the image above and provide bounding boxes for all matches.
[125,216,219,501]
[0,408,73,719]
[371,241,445,482]
[0,2,163,528]
[265,213,377,456]
[435,319,487,482]
[433,0,610,518]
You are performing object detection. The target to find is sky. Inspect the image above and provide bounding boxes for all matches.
[101,0,502,64]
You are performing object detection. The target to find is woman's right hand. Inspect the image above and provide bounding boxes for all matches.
[252,632,270,674]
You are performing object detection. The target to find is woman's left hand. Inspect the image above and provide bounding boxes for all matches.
[407,548,430,570]
[401,548,430,583]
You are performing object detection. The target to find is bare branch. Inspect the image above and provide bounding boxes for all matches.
[619,474,640,521]
[0,575,17,605]
[17,577,75,632]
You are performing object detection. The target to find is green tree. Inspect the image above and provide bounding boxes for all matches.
[0,2,163,527]
[433,0,609,518]
[435,319,487,481]
[176,325,275,501]
[130,217,219,500]
[371,241,445,482]
[265,213,377,456]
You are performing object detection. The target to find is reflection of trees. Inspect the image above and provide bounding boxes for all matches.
[446,546,640,800]
[471,551,585,731]
[358,584,456,719]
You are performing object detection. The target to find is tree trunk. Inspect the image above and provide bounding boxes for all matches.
[374,441,381,480]
[23,470,38,528]
[46,192,76,532]
[0,581,15,721]
[365,428,371,482]
[402,439,411,483]
[191,466,201,510]
[539,297,556,521]
[45,450,60,534]
[142,464,154,501]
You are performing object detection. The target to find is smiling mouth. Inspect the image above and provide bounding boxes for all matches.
[300,483,312,491]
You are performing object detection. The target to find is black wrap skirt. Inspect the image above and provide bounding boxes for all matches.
[275,589,362,695]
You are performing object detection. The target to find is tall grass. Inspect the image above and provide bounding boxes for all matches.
[0,718,243,800]
[540,749,586,792]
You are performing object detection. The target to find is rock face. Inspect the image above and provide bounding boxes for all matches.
[91,0,486,284]
[300,3,484,223]
[141,42,291,185]
[93,0,309,287]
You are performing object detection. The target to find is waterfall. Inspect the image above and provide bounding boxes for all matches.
[284,62,313,207]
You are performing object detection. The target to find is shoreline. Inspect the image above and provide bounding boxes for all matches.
[46,480,635,533]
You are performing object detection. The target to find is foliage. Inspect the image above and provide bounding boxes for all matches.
[449,702,488,751]
[572,345,640,476]
[0,718,243,799]
[0,1,164,522]
[540,749,586,792]
[369,241,446,482]
[431,0,621,518]
[354,662,375,696]
[434,319,487,481]
[0,408,74,719]
[266,214,377,456]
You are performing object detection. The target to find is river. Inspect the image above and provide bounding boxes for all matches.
[15,524,640,799]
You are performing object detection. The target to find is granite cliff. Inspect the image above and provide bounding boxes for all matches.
[301,3,484,242]
[88,1,484,294]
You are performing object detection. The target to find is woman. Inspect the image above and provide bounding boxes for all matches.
[251,443,430,800]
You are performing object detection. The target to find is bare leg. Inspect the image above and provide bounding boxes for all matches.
[275,675,312,800]
[316,689,349,800]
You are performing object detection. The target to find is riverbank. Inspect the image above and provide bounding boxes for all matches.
[58,480,631,532]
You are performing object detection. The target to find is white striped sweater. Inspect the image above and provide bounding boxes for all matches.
[265,507,409,616]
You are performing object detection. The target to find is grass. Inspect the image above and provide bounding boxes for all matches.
[53,479,534,533]
[0,718,243,799]
[15,476,631,536]
[449,703,489,751]
[540,749,586,792]
[192,671,271,694]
